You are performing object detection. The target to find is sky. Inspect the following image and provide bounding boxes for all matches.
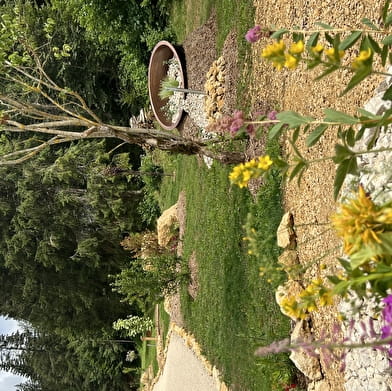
[0,316,27,391]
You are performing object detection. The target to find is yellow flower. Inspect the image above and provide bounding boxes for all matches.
[325,47,345,61]
[229,156,273,188]
[352,48,372,70]
[261,40,286,58]
[257,155,273,170]
[289,40,304,55]
[311,43,324,55]
[319,291,334,307]
[331,185,392,256]
[284,53,299,69]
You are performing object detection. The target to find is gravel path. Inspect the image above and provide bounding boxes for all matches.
[152,332,218,391]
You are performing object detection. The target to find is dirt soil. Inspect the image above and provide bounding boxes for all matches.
[175,2,386,390]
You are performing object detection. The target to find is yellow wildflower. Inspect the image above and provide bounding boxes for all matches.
[289,40,304,54]
[229,156,273,188]
[352,48,372,70]
[311,43,324,55]
[284,53,299,69]
[261,40,286,58]
[257,155,273,170]
[325,47,345,62]
[331,185,392,256]
[319,291,334,307]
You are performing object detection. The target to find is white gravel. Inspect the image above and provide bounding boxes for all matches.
[152,333,218,391]
[338,67,392,391]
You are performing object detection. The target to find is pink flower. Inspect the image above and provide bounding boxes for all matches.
[246,124,255,136]
[267,110,278,120]
[245,25,262,43]
[230,118,244,133]
[233,110,244,120]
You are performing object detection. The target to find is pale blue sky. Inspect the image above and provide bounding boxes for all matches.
[0,316,26,390]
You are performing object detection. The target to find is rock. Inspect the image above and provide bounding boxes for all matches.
[290,321,323,381]
[277,212,296,248]
[275,280,304,320]
[157,203,178,247]
[278,249,299,277]
[307,379,330,391]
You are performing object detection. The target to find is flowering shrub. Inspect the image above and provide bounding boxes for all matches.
[229,155,273,188]
[280,279,334,320]
[228,0,392,370]
[112,315,153,338]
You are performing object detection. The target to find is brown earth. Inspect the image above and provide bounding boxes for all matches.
[174,2,386,390]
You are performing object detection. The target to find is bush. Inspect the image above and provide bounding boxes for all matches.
[112,254,188,311]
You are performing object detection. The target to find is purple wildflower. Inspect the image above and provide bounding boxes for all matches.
[381,325,392,340]
[230,118,244,133]
[233,110,244,120]
[267,110,278,120]
[245,25,262,43]
[246,124,255,136]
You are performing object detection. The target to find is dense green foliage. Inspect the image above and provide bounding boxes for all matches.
[50,0,174,110]
[0,137,152,389]
[1,329,135,390]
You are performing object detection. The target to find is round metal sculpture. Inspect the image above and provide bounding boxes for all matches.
[148,41,185,131]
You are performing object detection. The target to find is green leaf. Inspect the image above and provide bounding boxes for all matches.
[325,32,334,45]
[382,44,389,66]
[386,12,392,27]
[334,156,358,200]
[340,67,372,96]
[306,124,328,147]
[382,84,392,100]
[350,245,380,269]
[276,111,314,127]
[382,34,392,45]
[289,161,306,182]
[361,18,380,31]
[333,144,354,163]
[293,32,305,43]
[366,126,381,150]
[357,108,379,119]
[315,22,334,29]
[339,31,362,50]
[268,122,285,139]
[292,126,301,144]
[271,28,289,39]
[383,0,392,23]
[345,127,356,147]
[332,280,352,296]
[314,65,339,81]
[324,108,359,124]
[366,34,382,53]
[355,125,366,141]
[306,32,319,49]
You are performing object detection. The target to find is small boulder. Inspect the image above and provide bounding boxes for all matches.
[278,249,300,278]
[277,212,296,248]
[290,321,323,381]
[157,203,178,247]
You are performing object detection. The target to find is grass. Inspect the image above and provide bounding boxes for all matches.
[169,0,254,52]
[139,303,171,378]
[156,138,294,390]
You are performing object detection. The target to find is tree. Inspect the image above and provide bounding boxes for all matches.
[0,3,243,166]
[1,329,132,390]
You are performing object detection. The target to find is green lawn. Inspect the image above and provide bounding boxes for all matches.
[156,138,294,390]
